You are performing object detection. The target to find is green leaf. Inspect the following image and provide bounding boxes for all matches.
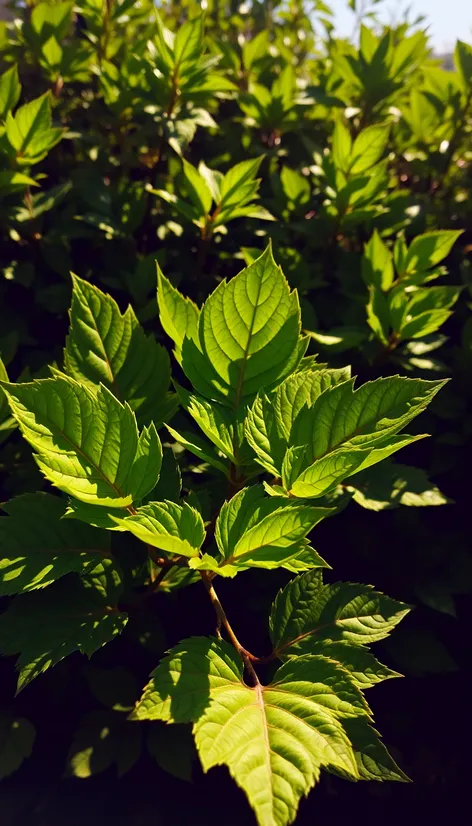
[404,231,463,273]
[0,567,127,691]
[214,486,330,573]
[182,159,213,217]
[334,718,409,782]
[133,637,368,826]
[5,92,63,162]
[349,124,389,175]
[0,710,35,779]
[0,65,21,121]
[270,570,410,657]
[0,492,110,595]
[30,1,73,41]
[165,422,229,474]
[349,461,449,510]
[301,641,401,688]
[157,266,200,361]
[288,447,371,498]
[242,30,269,70]
[41,35,63,70]
[174,15,204,73]
[290,375,444,462]
[151,187,201,223]
[112,500,205,558]
[362,229,394,291]
[280,166,310,206]
[64,275,174,426]
[175,384,236,461]
[245,367,350,476]
[181,246,306,407]
[455,40,472,89]
[198,161,223,204]
[367,285,390,344]
[0,376,162,507]
[331,120,352,173]
[219,157,263,211]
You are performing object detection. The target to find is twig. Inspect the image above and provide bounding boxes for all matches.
[200,571,260,684]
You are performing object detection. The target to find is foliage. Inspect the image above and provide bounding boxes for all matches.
[0,1,470,824]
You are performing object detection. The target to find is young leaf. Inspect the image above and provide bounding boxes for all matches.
[290,375,445,461]
[5,92,63,163]
[156,266,200,361]
[219,157,263,211]
[298,640,401,688]
[0,492,110,595]
[182,159,213,218]
[133,637,368,826]
[280,166,310,206]
[0,65,21,121]
[181,246,306,407]
[245,367,350,476]
[349,124,389,175]
[175,385,236,461]
[455,40,472,89]
[331,120,352,173]
[0,377,162,507]
[404,231,463,273]
[112,500,205,558]
[0,566,127,691]
[64,275,175,426]
[287,447,372,498]
[213,486,330,574]
[366,285,390,344]
[362,229,394,291]
[270,570,410,657]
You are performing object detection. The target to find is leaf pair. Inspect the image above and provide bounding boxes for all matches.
[193,484,330,576]
[246,365,445,497]
[363,229,462,346]
[133,569,410,826]
[152,156,274,234]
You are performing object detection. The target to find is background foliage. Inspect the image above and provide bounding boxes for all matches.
[0,0,471,824]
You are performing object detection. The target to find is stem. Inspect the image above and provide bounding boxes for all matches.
[200,572,260,684]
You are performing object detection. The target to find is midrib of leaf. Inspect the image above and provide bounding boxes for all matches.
[255,682,273,799]
[233,274,264,408]
[222,535,300,568]
[274,619,357,657]
[77,308,122,400]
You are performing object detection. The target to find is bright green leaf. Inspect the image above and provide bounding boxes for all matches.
[112,500,205,558]
[0,492,110,595]
[64,274,174,426]
[133,637,367,826]
[181,246,306,407]
[0,376,162,507]
[0,568,127,691]
[270,570,410,657]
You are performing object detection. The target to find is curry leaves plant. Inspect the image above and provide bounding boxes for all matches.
[0,246,446,824]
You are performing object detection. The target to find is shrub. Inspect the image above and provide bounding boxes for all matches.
[0,2,470,824]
